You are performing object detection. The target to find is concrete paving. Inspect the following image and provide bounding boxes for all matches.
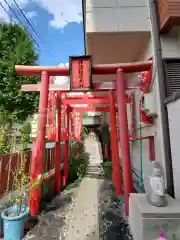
[64,136,103,239]
[22,177,102,240]
[22,137,103,240]
[65,177,102,240]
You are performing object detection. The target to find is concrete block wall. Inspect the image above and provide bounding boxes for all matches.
[129,194,180,240]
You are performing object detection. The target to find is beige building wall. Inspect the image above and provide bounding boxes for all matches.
[85,0,150,33]
[160,26,180,59]
[130,37,168,189]
[159,26,180,199]
[84,0,169,190]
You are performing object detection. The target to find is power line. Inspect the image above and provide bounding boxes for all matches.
[13,0,41,41]
[2,0,40,49]
[0,3,40,52]
[1,1,52,57]
[12,0,52,56]
[0,2,13,22]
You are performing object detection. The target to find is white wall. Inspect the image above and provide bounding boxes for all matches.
[129,37,168,189]
[161,27,180,58]
[85,0,150,33]
[160,26,180,198]
[167,99,180,200]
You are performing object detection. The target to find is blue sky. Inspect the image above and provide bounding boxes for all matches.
[0,0,85,66]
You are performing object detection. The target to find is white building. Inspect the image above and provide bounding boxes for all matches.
[83,0,180,200]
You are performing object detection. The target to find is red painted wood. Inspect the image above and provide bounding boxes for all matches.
[29,71,49,216]
[109,90,122,196]
[65,95,108,100]
[62,98,109,105]
[21,82,139,92]
[72,111,81,140]
[63,106,70,185]
[16,60,152,76]
[116,70,133,216]
[70,107,117,112]
[47,76,56,140]
[54,94,62,193]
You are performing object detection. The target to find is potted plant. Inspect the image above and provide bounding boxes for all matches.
[1,151,30,240]
[1,120,37,240]
[0,204,5,237]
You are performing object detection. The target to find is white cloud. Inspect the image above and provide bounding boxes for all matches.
[0,0,82,29]
[26,11,37,19]
[34,0,82,29]
[54,63,69,84]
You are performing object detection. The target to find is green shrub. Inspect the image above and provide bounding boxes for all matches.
[102,158,124,187]
[67,142,89,184]
[102,159,112,179]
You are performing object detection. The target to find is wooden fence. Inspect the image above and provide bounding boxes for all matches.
[0,148,56,196]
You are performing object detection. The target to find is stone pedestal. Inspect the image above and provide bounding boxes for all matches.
[129,193,180,240]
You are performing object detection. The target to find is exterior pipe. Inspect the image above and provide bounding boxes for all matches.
[139,111,143,192]
[148,0,174,197]
[15,60,152,76]
[116,69,133,216]
[29,71,49,216]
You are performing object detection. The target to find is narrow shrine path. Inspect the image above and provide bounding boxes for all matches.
[65,177,102,239]
[24,178,103,240]
[23,135,132,240]
[65,135,103,239]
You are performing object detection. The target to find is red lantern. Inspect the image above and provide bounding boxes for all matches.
[140,57,152,93]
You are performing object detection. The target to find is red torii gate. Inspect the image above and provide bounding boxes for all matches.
[16,57,152,216]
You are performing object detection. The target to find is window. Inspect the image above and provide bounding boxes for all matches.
[164,58,180,97]
[16,136,21,143]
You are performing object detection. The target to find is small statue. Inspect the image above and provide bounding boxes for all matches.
[145,161,167,207]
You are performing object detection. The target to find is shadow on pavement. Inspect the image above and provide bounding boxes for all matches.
[24,191,74,240]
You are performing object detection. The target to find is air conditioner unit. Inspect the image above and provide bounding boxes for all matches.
[142,93,157,117]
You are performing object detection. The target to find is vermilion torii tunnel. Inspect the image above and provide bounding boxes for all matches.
[16,56,152,216]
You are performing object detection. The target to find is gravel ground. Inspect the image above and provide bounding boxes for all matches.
[10,178,133,240]
[99,180,133,240]
[23,182,79,240]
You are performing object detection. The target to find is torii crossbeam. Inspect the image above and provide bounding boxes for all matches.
[17,57,152,217]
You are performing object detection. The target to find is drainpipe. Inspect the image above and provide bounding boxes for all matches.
[82,0,87,55]
[148,0,174,197]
